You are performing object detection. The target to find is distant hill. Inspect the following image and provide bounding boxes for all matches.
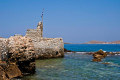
[84,40,120,44]
[84,40,106,44]
[64,42,71,44]
[109,40,120,44]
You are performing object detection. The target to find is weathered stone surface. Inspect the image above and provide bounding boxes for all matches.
[0,38,8,61]
[92,49,107,62]
[0,21,64,79]
[26,21,43,42]
[8,35,35,61]
[7,35,36,74]
[25,21,64,59]
[33,38,64,59]
[26,29,42,42]
[0,35,36,79]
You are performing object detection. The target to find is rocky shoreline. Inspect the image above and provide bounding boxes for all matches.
[64,48,120,62]
[64,49,120,56]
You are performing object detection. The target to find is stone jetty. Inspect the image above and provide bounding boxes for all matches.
[0,21,64,79]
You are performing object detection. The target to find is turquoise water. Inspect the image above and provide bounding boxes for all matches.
[64,44,120,52]
[22,44,120,80]
[23,53,120,80]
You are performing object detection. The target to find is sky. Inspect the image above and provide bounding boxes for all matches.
[0,0,120,43]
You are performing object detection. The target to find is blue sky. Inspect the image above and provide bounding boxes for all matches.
[0,0,120,43]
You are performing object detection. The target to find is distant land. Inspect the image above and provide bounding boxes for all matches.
[84,40,120,44]
[64,40,120,44]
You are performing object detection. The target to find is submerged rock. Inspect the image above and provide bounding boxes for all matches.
[64,48,72,52]
[101,62,110,65]
[92,49,107,62]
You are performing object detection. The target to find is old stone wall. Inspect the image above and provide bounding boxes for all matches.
[0,38,8,61]
[0,36,36,79]
[26,29,42,42]
[33,38,64,59]
[25,21,64,59]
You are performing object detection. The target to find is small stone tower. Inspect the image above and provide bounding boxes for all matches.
[37,21,43,37]
[25,21,43,42]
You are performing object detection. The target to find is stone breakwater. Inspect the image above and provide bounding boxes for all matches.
[0,35,35,80]
[0,21,64,79]
[31,38,64,59]
[0,36,64,79]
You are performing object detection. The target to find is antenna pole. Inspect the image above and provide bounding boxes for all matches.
[41,8,44,23]
[41,8,44,38]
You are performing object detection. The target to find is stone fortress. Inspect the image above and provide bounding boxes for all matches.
[25,21,64,59]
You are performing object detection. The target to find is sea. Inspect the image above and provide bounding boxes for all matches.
[22,44,120,80]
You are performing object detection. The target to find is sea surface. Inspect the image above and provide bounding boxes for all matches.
[64,44,120,52]
[22,44,120,80]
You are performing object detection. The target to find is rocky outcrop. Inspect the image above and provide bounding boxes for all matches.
[0,64,9,80]
[0,35,35,80]
[0,61,22,80]
[64,48,71,52]
[5,63,22,79]
[64,48,75,53]
[92,50,107,62]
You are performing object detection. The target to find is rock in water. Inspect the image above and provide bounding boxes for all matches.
[0,65,9,80]
[92,49,107,62]
[5,63,22,79]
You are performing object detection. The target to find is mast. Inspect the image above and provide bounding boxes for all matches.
[41,8,44,37]
[41,8,44,24]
